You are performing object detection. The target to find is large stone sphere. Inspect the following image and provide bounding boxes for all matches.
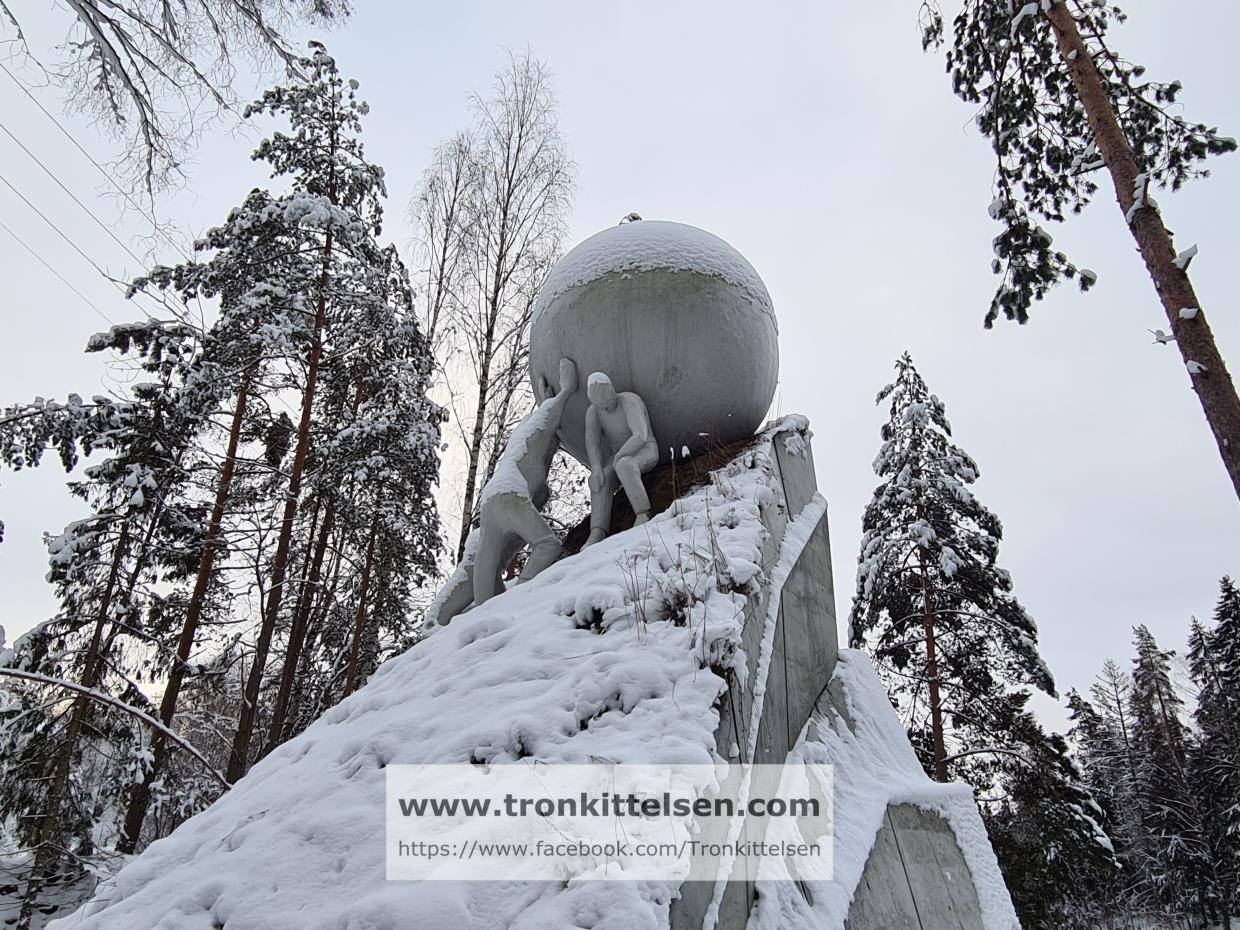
[530,220,779,466]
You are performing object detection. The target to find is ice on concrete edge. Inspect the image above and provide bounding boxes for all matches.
[701,494,829,930]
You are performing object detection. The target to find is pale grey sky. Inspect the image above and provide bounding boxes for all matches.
[1,1,1237,728]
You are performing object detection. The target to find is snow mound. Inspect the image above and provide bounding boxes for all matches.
[535,220,774,324]
[748,650,1020,930]
[54,423,806,930]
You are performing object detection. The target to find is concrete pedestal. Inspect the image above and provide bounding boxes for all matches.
[671,425,994,930]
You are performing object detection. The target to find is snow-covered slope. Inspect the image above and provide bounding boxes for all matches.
[52,426,793,930]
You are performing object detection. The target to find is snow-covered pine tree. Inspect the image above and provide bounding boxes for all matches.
[211,42,436,783]
[849,352,1114,928]
[1128,624,1211,921]
[0,320,211,928]
[1187,580,1240,928]
[918,0,1240,502]
[263,244,443,748]
[116,183,325,849]
[119,42,442,807]
[328,270,443,698]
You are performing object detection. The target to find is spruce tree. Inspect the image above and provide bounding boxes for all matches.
[849,352,1114,927]
[1128,624,1210,920]
[1085,660,1145,859]
[850,352,1052,776]
[984,709,1117,930]
[1065,678,1151,922]
[918,0,1240,501]
[1187,580,1240,928]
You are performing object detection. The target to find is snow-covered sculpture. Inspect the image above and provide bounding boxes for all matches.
[529,220,779,466]
[425,358,579,627]
[583,372,657,547]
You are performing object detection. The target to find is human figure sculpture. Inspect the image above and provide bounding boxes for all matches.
[425,358,578,627]
[584,372,658,547]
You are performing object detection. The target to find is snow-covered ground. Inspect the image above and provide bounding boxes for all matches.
[45,417,1018,930]
[49,423,793,930]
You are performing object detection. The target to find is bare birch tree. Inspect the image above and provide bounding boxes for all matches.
[411,50,574,560]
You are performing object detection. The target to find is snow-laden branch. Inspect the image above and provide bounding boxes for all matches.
[941,745,1034,768]
[0,667,231,789]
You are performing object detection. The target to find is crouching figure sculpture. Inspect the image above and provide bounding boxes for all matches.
[425,358,578,627]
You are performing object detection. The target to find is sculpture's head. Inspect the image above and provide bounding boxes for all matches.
[587,371,617,411]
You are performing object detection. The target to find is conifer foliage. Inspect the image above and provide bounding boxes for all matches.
[0,45,443,925]
[850,352,1115,928]
[1066,608,1240,927]
[849,352,1052,776]
[918,0,1240,502]
[1127,625,1210,912]
[1188,579,1240,925]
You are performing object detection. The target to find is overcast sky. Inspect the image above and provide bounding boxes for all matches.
[1,1,1237,728]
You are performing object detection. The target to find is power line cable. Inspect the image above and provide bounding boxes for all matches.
[0,220,153,380]
[0,123,201,327]
[0,173,204,387]
[0,61,193,263]
[0,73,309,419]
[0,61,210,330]
[0,219,113,326]
[0,118,151,269]
[0,169,197,329]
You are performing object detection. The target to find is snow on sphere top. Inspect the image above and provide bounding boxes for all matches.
[535,220,776,322]
[530,220,779,466]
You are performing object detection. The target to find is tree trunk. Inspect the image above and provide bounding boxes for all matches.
[265,497,334,750]
[119,380,249,852]
[456,323,496,560]
[918,542,949,782]
[18,523,130,930]
[227,228,332,783]
[1047,3,1240,503]
[267,382,365,743]
[343,517,379,696]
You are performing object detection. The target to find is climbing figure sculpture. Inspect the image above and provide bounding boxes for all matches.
[584,372,658,547]
[425,358,578,627]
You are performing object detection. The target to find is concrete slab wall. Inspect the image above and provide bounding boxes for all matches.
[670,425,993,930]
[846,805,985,930]
[671,425,835,930]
